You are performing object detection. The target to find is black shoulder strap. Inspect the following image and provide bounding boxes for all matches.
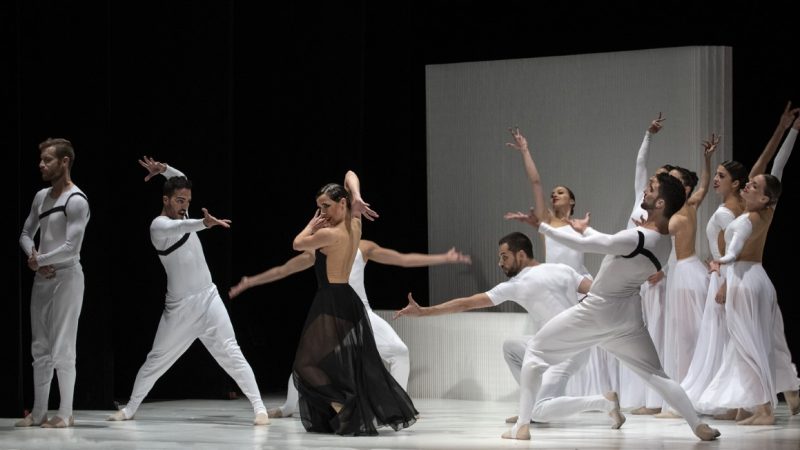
[621,230,662,272]
[39,192,90,219]
[156,233,191,256]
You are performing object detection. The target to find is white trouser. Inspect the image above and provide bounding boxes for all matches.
[30,262,84,420]
[515,294,702,433]
[122,285,265,418]
[278,307,409,416]
[504,336,611,422]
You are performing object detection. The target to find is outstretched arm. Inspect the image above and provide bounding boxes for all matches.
[750,101,799,179]
[687,133,719,208]
[361,239,471,267]
[393,292,492,319]
[770,115,799,181]
[229,251,315,298]
[634,114,665,200]
[506,127,549,222]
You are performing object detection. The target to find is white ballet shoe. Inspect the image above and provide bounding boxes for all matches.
[501,423,530,440]
[253,412,270,425]
[106,410,133,421]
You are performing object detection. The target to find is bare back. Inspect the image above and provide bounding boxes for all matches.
[738,209,773,263]
[670,204,699,260]
[321,216,362,283]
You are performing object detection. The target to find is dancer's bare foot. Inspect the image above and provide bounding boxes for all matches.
[712,408,738,420]
[331,402,343,413]
[630,406,661,415]
[785,390,800,415]
[267,407,291,418]
[736,404,774,425]
[501,423,530,440]
[734,408,752,422]
[253,412,270,425]
[654,409,682,419]
[14,414,47,427]
[106,410,133,421]
[604,392,625,429]
[693,423,721,441]
[40,416,74,428]
[505,415,517,423]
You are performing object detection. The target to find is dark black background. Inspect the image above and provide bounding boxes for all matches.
[4,1,799,416]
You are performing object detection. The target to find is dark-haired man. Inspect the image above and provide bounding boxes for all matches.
[502,172,720,442]
[108,156,268,426]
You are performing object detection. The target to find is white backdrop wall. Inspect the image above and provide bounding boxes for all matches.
[425,46,732,310]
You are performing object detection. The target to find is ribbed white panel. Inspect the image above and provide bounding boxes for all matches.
[375,310,528,400]
[425,46,732,304]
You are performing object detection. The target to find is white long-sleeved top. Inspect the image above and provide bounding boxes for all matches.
[628,131,652,229]
[539,223,671,299]
[150,165,213,299]
[705,205,736,261]
[19,184,90,268]
[717,214,752,265]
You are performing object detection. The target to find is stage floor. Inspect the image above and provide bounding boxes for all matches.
[2,396,799,449]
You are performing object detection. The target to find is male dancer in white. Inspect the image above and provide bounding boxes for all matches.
[655,136,717,418]
[394,232,626,428]
[229,241,471,417]
[108,156,268,425]
[503,173,720,441]
[18,138,90,428]
[624,113,672,414]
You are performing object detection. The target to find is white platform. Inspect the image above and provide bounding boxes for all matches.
[2,396,800,449]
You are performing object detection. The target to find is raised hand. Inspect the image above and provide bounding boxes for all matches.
[568,212,591,234]
[702,133,720,158]
[504,207,541,228]
[352,197,379,221]
[393,292,423,319]
[138,155,167,182]
[307,208,329,232]
[779,101,800,130]
[631,214,646,227]
[201,207,232,229]
[505,126,529,152]
[648,112,665,134]
[445,247,472,264]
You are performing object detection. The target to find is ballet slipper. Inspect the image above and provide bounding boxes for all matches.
[106,410,133,421]
[604,392,626,429]
[253,412,270,425]
[785,390,800,415]
[40,416,74,428]
[693,423,721,441]
[501,422,530,440]
[267,407,291,418]
[14,414,47,427]
[630,406,661,415]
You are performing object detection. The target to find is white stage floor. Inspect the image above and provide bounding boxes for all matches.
[2,396,799,449]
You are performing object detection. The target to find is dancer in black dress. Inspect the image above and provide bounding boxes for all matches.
[291,170,418,435]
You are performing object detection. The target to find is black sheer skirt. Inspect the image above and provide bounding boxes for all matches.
[292,250,417,436]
